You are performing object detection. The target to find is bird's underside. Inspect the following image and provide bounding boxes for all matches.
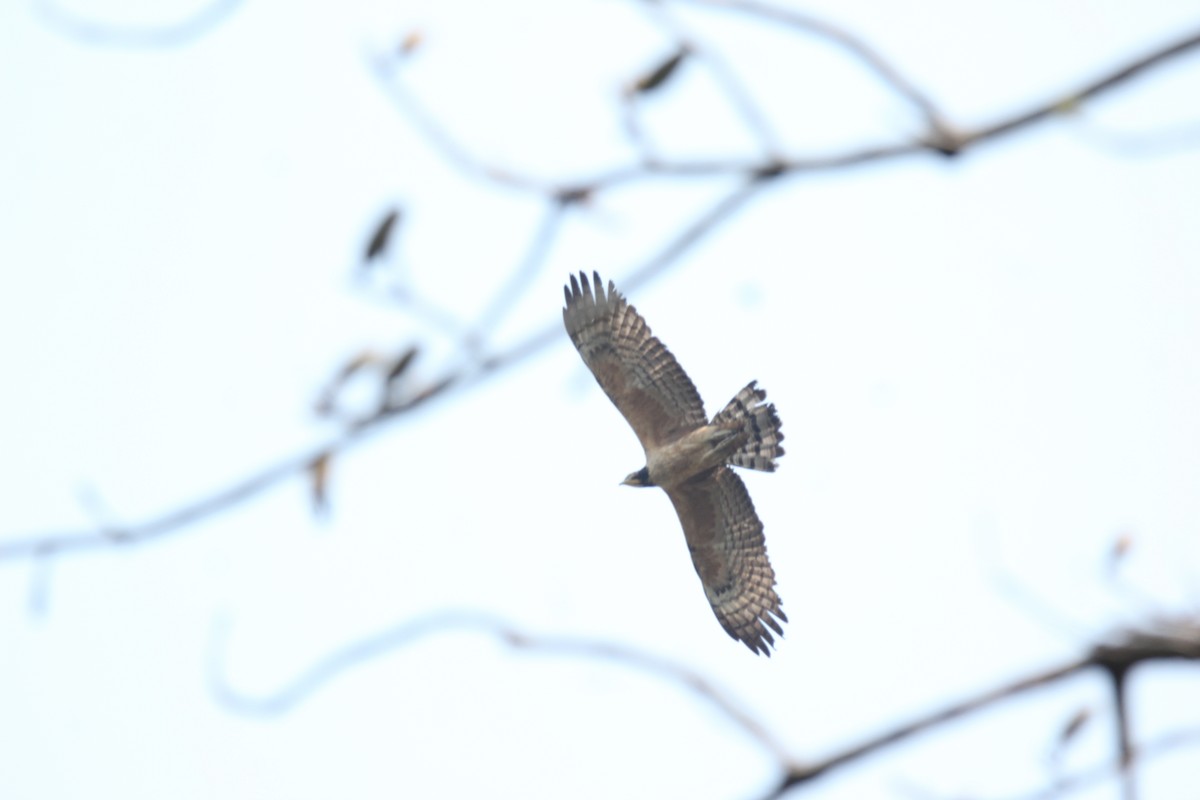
[563,270,787,655]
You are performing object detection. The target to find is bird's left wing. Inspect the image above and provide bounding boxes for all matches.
[665,466,786,655]
[563,271,707,449]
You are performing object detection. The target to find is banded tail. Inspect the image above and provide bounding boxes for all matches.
[712,381,785,472]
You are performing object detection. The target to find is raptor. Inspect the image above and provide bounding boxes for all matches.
[563,271,787,655]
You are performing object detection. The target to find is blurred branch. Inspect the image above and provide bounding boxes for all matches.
[366,49,550,193]
[764,659,1092,796]
[957,29,1200,151]
[972,520,1094,640]
[677,0,1200,157]
[10,7,1200,797]
[764,618,1200,798]
[211,609,796,764]
[998,729,1200,800]
[214,610,1200,799]
[370,17,1200,199]
[0,179,759,562]
[33,0,244,47]
[465,198,567,352]
[2,436,358,560]
[676,0,953,139]
[5,12,1200,567]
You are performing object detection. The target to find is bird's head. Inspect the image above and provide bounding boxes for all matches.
[621,467,653,487]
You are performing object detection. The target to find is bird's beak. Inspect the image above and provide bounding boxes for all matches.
[620,469,648,487]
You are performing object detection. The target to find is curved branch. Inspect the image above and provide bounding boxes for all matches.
[366,50,550,194]
[956,29,1200,150]
[212,612,1200,800]
[762,619,1200,797]
[675,0,951,136]
[986,728,1200,800]
[467,198,568,347]
[211,609,795,763]
[33,0,245,47]
[486,22,1200,196]
[766,658,1091,796]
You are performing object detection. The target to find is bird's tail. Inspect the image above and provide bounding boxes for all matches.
[712,381,785,472]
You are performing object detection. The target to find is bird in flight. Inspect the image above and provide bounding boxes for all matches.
[563,271,787,655]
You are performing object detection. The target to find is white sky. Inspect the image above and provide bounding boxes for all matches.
[2,1,1200,798]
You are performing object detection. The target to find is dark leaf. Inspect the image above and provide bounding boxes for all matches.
[399,30,423,57]
[308,453,332,521]
[1049,706,1093,764]
[364,207,403,263]
[1107,530,1134,577]
[384,346,419,388]
[1059,707,1092,746]
[630,48,689,96]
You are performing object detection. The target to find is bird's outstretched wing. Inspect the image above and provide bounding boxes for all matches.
[665,466,787,655]
[563,271,707,448]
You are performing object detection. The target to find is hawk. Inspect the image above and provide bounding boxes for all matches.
[563,271,787,655]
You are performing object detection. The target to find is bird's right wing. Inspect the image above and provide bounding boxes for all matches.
[563,271,707,449]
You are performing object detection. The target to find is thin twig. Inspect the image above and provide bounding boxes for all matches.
[955,29,1200,152]
[468,199,567,347]
[676,0,953,140]
[366,50,550,194]
[995,727,1200,800]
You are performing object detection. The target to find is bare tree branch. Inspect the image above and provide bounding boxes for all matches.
[210,609,796,764]
[6,12,1200,578]
[766,659,1092,796]
[765,620,1200,797]
[33,0,244,47]
[212,611,1200,800]
[466,198,568,352]
[8,9,1200,796]
[990,727,1200,800]
[367,16,1200,193]
[366,49,550,193]
[0,179,759,561]
[959,29,1200,151]
[675,0,953,140]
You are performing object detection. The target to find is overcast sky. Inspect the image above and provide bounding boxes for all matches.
[3,1,1200,798]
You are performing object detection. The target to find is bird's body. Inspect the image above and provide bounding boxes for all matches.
[635,425,739,488]
[563,271,787,655]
